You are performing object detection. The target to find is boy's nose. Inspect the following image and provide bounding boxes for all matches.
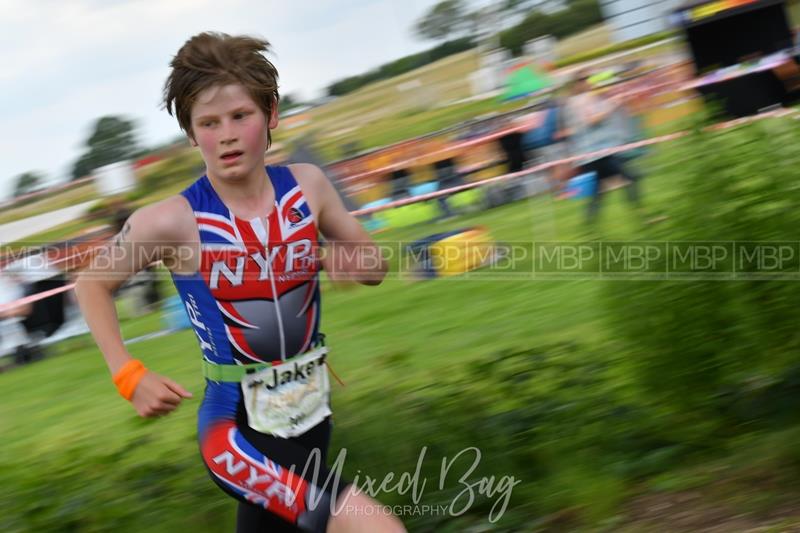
[220,121,237,144]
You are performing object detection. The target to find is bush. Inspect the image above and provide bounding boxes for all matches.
[602,114,800,436]
[332,342,669,529]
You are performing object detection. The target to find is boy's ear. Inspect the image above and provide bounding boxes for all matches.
[268,104,279,130]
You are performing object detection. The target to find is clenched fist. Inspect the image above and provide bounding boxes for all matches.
[131,371,193,417]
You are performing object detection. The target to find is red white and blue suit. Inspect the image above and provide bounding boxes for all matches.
[171,166,343,532]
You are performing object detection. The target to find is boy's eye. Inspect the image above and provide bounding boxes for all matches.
[200,120,215,128]
[233,112,249,120]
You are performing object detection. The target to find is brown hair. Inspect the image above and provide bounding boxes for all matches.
[162,32,280,147]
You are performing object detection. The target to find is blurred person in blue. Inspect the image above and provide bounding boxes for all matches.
[563,70,644,224]
[75,32,401,533]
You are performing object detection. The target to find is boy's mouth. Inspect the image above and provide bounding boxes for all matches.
[221,150,243,161]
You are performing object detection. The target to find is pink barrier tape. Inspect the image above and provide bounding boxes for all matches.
[351,107,797,216]
[0,282,77,314]
[338,112,546,184]
[352,109,798,216]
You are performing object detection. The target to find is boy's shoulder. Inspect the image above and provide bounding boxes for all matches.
[136,194,194,219]
[287,163,332,198]
[287,163,326,186]
[285,163,337,223]
[128,194,195,243]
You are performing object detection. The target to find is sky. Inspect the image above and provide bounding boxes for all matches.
[0,0,495,200]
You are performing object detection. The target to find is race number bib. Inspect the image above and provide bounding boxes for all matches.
[241,347,331,438]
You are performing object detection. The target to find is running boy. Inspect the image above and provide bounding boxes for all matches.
[75,32,402,533]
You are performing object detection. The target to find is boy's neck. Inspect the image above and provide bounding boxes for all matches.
[207,167,275,218]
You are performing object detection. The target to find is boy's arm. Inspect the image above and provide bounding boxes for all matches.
[74,196,193,417]
[290,163,388,285]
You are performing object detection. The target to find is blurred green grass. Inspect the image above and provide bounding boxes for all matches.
[4,130,800,529]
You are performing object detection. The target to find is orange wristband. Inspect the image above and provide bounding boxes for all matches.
[112,359,148,401]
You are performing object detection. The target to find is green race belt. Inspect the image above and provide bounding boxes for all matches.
[202,359,274,382]
[202,338,328,382]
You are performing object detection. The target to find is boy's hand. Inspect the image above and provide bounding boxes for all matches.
[131,372,193,417]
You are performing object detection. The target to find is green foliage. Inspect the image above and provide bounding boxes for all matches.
[13,171,45,198]
[413,0,469,42]
[326,38,475,97]
[603,114,800,436]
[72,116,141,180]
[500,0,603,55]
[334,342,673,528]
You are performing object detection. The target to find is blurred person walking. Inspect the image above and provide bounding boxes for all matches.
[563,71,645,224]
[75,32,402,533]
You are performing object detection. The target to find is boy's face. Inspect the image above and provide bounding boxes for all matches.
[189,83,278,184]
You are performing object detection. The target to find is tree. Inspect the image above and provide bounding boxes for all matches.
[326,37,475,97]
[499,0,603,55]
[278,93,301,113]
[413,0,468,42]
[503,0,567,16]
[71,115,140,180]
[502,0,537,15]
[14,171,45,197]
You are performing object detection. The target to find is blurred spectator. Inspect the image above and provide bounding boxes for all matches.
[521,94,574,193]
[0,255,65,364]
[433,158,460,219]
[498,131,526,174]
[0,270,33,362]
[563,71,643,223]
[0,270,31,320]
[390,168,411,200]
